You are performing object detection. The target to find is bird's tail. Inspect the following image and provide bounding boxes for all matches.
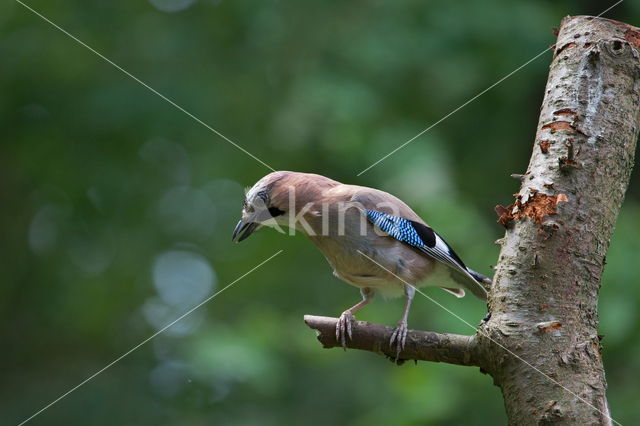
[468,268,492,286]
[449,267,490,301]
[466,268,492,301]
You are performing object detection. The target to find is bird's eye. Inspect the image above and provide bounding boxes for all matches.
[243,200,255,214]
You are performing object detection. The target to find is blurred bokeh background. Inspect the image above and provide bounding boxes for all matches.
[1,0,639,424]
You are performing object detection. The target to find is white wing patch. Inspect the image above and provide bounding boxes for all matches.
[434,234,450,254]
[364,210,489,299]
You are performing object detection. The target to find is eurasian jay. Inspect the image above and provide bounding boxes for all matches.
[232,171,491,354]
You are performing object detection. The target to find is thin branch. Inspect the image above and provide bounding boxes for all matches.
[304,315,480,366]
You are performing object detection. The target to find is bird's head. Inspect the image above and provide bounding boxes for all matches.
[232,171,341,242]
[231,171,290,242]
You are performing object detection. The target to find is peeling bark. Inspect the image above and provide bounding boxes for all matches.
[304,16,640,425]
[481,16,640,425]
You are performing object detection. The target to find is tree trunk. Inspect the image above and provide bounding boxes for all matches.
[483,16,640,425]
[305,16,640,425]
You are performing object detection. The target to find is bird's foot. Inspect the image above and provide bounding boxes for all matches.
[390,320,408,359]
[336,311,355,349]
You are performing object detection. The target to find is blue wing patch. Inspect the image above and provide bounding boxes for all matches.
[365,210,430,248]
[365,210,467,270]
[364,210,489,300]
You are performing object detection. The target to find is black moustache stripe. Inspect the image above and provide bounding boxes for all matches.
[268,207,285,217]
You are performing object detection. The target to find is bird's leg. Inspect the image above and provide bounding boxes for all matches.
[390,284,415,358]
[336,288,373,349]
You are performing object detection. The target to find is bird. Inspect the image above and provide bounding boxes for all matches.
[232,171,491,355]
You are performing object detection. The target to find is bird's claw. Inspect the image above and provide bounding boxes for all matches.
[336,311,355,349]
[389,320,408,358]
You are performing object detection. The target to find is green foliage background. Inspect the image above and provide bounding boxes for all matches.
[1,1,639,424]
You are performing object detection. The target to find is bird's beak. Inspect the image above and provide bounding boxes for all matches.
[232,220,259,242]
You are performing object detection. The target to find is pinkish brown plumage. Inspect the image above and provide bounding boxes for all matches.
[232,171,491,354]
